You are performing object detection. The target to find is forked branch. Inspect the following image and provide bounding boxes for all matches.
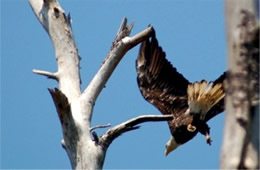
[81,21,153,109]
[30,0,160,169]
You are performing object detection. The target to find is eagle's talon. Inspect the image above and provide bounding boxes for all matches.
[206,134,212,145]
[187,124,196,132]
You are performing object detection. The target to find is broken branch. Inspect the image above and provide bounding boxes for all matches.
[33,69,58,80]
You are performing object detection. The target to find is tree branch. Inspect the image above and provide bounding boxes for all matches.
[29,0,81,102]
[99,115,173,149]
[81,22,154,121]
[48,88,78,168]
[33,69,58,80]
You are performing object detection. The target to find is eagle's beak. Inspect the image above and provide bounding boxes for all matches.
[164,136,179,157]
[164,150,169,156]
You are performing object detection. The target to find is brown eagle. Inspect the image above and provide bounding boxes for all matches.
[136,29,225,156]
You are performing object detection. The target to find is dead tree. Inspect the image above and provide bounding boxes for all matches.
[221,0,259,169]
[29,0,173,169]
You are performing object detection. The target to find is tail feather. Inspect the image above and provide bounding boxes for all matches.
[199,80,208,95]
[187,81,225,119]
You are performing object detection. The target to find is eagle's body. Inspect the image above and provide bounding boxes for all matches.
[136,30,225,156]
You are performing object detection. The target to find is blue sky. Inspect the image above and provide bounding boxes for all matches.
[1,0,226,169]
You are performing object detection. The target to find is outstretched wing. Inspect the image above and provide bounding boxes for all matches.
[136,30,190,122]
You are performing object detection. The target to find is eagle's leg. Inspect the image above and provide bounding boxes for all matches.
[198,122,212,145]
[205,132,212,145]
[187,124,196,132]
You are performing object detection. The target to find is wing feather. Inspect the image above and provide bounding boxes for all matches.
[136,31,190,114]
[136,30,192,135]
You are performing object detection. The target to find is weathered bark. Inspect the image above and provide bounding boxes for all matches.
[221,0,259,169]
[29,0,172,169]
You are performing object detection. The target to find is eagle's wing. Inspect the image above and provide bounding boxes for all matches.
[136,31,190,124]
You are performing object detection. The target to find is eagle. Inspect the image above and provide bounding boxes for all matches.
[136,29,226,156]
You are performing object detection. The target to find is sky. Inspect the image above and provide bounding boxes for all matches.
[1,0,227,169]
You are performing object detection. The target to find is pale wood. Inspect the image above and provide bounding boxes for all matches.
[29,0,160,169]
[99,115,173,148]
[221,0,259,169]
[33,69,58,80]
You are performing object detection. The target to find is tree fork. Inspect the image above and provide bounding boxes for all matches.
[29,0,169,169]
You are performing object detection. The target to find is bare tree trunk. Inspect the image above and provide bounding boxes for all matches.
[29,0,172,169]
[221,0,259,169]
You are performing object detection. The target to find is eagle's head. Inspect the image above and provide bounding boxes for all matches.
[164,136,180,156]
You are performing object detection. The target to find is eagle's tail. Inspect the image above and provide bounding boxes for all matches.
[187,80,225,120]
